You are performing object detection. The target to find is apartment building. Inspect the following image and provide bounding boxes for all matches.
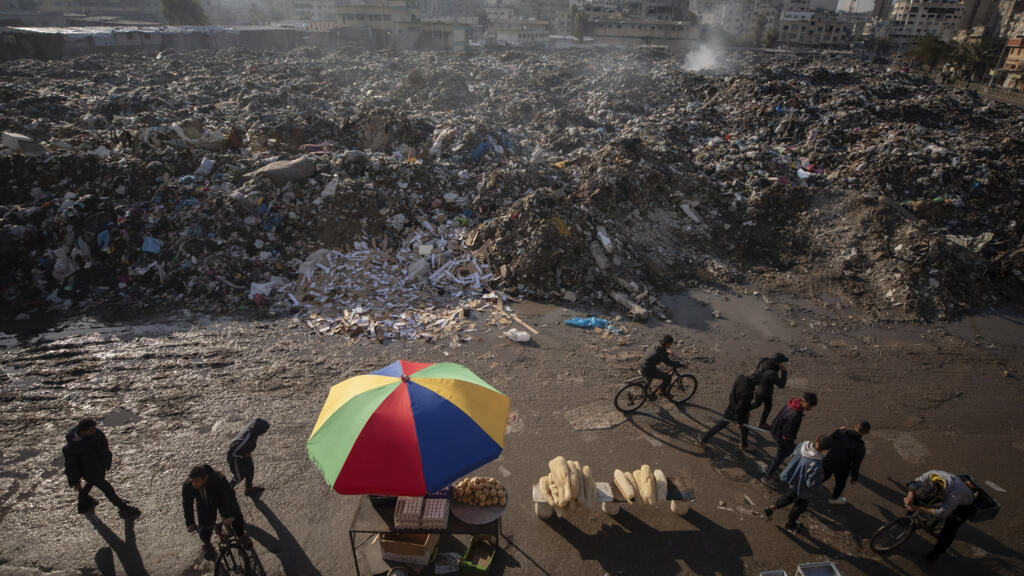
[887,0,966,41]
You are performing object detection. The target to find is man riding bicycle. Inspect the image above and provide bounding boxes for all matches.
[640,335,685,399]
[904,469,976,564]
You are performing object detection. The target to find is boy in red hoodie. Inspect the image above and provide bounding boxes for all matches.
[762,392,818,482]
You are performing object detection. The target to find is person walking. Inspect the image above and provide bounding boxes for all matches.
[821,421,870,505]
[640,335,685,399]
[183,464,251,560]
[227,418,270,496]
[697,371,757,450]
[761,392,818,483]
[748,353,788,429]
[62,418,141,519]
[763,434,833,534]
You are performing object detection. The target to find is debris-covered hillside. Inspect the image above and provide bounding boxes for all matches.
[2,48,1022,333]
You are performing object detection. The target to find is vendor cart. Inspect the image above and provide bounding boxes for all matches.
[348,495,503,576]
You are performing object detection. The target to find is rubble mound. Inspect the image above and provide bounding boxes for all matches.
[1,49,1022,329]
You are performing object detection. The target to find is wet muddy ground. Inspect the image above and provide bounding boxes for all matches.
[1,289,1022,576]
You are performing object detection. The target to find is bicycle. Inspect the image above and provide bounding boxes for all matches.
[197,523,255,576]
[869,509,937,553]
[614,368,698,412]
[869,475,1001,554]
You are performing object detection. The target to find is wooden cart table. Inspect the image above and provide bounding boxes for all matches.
[348,496,502,576]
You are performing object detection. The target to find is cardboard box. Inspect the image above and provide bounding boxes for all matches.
[460,535,496,575]
[379,532,439,566]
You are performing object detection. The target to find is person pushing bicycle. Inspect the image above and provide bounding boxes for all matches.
[183,464,253,560]
[904,470,976,564]
[640,335,686,399]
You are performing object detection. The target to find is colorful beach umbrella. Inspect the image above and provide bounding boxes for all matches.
[307,361,511,496]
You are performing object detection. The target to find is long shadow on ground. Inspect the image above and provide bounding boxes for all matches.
[545,508,752,576]
[89,515,148,576]
[246,498,322,576]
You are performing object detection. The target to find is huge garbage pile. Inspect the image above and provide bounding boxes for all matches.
[2,48,1022,331]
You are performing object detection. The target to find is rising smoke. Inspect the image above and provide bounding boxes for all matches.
[683,44,719,71]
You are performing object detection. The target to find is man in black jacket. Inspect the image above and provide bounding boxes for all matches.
[761,392,818,482]
[183,464,251,559]
[697,373,757,450]
[227,418,270,496]
[822,421,870,505]
[748,353,788,429]
[640,335,684,398]
[62,419,140,518]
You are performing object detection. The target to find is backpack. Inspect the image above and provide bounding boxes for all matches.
[729,374,756,413]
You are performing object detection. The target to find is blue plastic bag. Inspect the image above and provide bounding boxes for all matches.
[141,236,163,254]
[471,141,492,162]
[565,316,612,330]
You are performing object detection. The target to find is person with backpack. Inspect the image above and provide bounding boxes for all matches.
[697,370,757,450]
[62,418,141,519]
[761,391,818,483]
[821,421,870,505]
[639,335,685,399]
[227,418,270,496]
[748,353,788,429]
[763,434,833,534]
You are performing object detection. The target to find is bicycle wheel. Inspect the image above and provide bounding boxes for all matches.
[870,516,915,553]
[614,383,648,412]
[670,374,698,403]
[215,544,254,576]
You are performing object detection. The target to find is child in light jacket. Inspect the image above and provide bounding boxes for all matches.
[764,433,833,533]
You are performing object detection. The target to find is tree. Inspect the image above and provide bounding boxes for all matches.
[969,39,1004,83]
[907,35,950,73]
[162,0,209,25]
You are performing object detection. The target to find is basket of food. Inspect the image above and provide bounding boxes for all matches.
[450,477,508,524]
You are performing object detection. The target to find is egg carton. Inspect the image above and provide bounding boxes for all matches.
[394,496,425,529]
[419,497,449,530]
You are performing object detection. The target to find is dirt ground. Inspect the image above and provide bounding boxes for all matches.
[1,288,1022,576]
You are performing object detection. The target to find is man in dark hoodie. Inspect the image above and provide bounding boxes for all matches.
[697,371,757,450]
[227,418,270,496]
[640,335,685,399]
[747,353,789,429]
[62,419,140,519]
[183,464,251,560]
[762,391,818,482]
[821,421,870,505]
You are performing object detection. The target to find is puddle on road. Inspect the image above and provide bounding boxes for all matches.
[660,293,716,331]
[947,310,1024,353]
[564,400,626,431]
[662,290,801,343]
[0,314,207,349]
[511,301,572,325]
[102,408,139,427]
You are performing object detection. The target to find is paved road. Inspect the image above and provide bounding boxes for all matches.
[1,290,1022,576]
